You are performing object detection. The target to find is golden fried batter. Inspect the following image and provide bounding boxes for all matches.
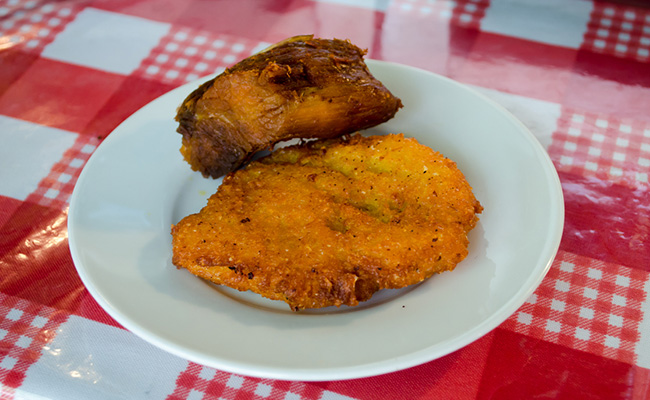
[175,35,402,179]
[171,134,482,310]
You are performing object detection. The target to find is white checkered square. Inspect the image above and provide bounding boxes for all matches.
[21,316,188,399]
[42,7,170,75]
[0,115,77,201]
[481,0,593,48]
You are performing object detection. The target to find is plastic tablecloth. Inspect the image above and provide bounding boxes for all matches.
[1,0,650,398]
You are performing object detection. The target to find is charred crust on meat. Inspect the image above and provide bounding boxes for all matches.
[175,35,402,179]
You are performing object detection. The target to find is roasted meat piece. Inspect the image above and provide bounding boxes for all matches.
[175,35,403,178]
[171,134,482,311]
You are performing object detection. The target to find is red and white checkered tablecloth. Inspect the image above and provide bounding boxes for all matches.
[1,0,649,398]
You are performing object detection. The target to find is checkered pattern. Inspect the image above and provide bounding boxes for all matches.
[502,251,648,365]
[0,0,650,398]
[134,27,267,86]
[549,107,650,188]
[582,2,650,62]
[450,0,490,29]
[0,293,69,399]
[168,363,327,400]
[390,0,488,29]
[0,0,81,55]
[24,134,100,209]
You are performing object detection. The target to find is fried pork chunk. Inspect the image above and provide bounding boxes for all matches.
[175,35,402,179]
[171,134,482,311]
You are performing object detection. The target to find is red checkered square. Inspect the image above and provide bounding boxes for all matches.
[389,0,488,29]
[477,328,641,399]
[167,362,326,400]
[0,293,69,398]
[0,58,126,132]
[501,251,648,364]
[454,32,577,103]
[24,134,100,209]
[319,333,493,400]
[582,2,650,62]
[0,201,118,327]
[548,108,650,188]
[0,196,21,229]
[81,75,176,139]
[558,170,650,272]
[0,0,81,55]
[133,27,266,86]
[381,0,481,75]
[0,49,38,97]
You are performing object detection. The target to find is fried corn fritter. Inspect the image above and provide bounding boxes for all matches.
[175,35,402,179]
[171,134,482,311]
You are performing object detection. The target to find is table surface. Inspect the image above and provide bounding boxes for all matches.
[1,0,650,399]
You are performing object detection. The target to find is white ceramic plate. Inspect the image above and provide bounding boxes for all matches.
[68,60,564,381]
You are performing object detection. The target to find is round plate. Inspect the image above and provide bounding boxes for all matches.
[68,60,564,381]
